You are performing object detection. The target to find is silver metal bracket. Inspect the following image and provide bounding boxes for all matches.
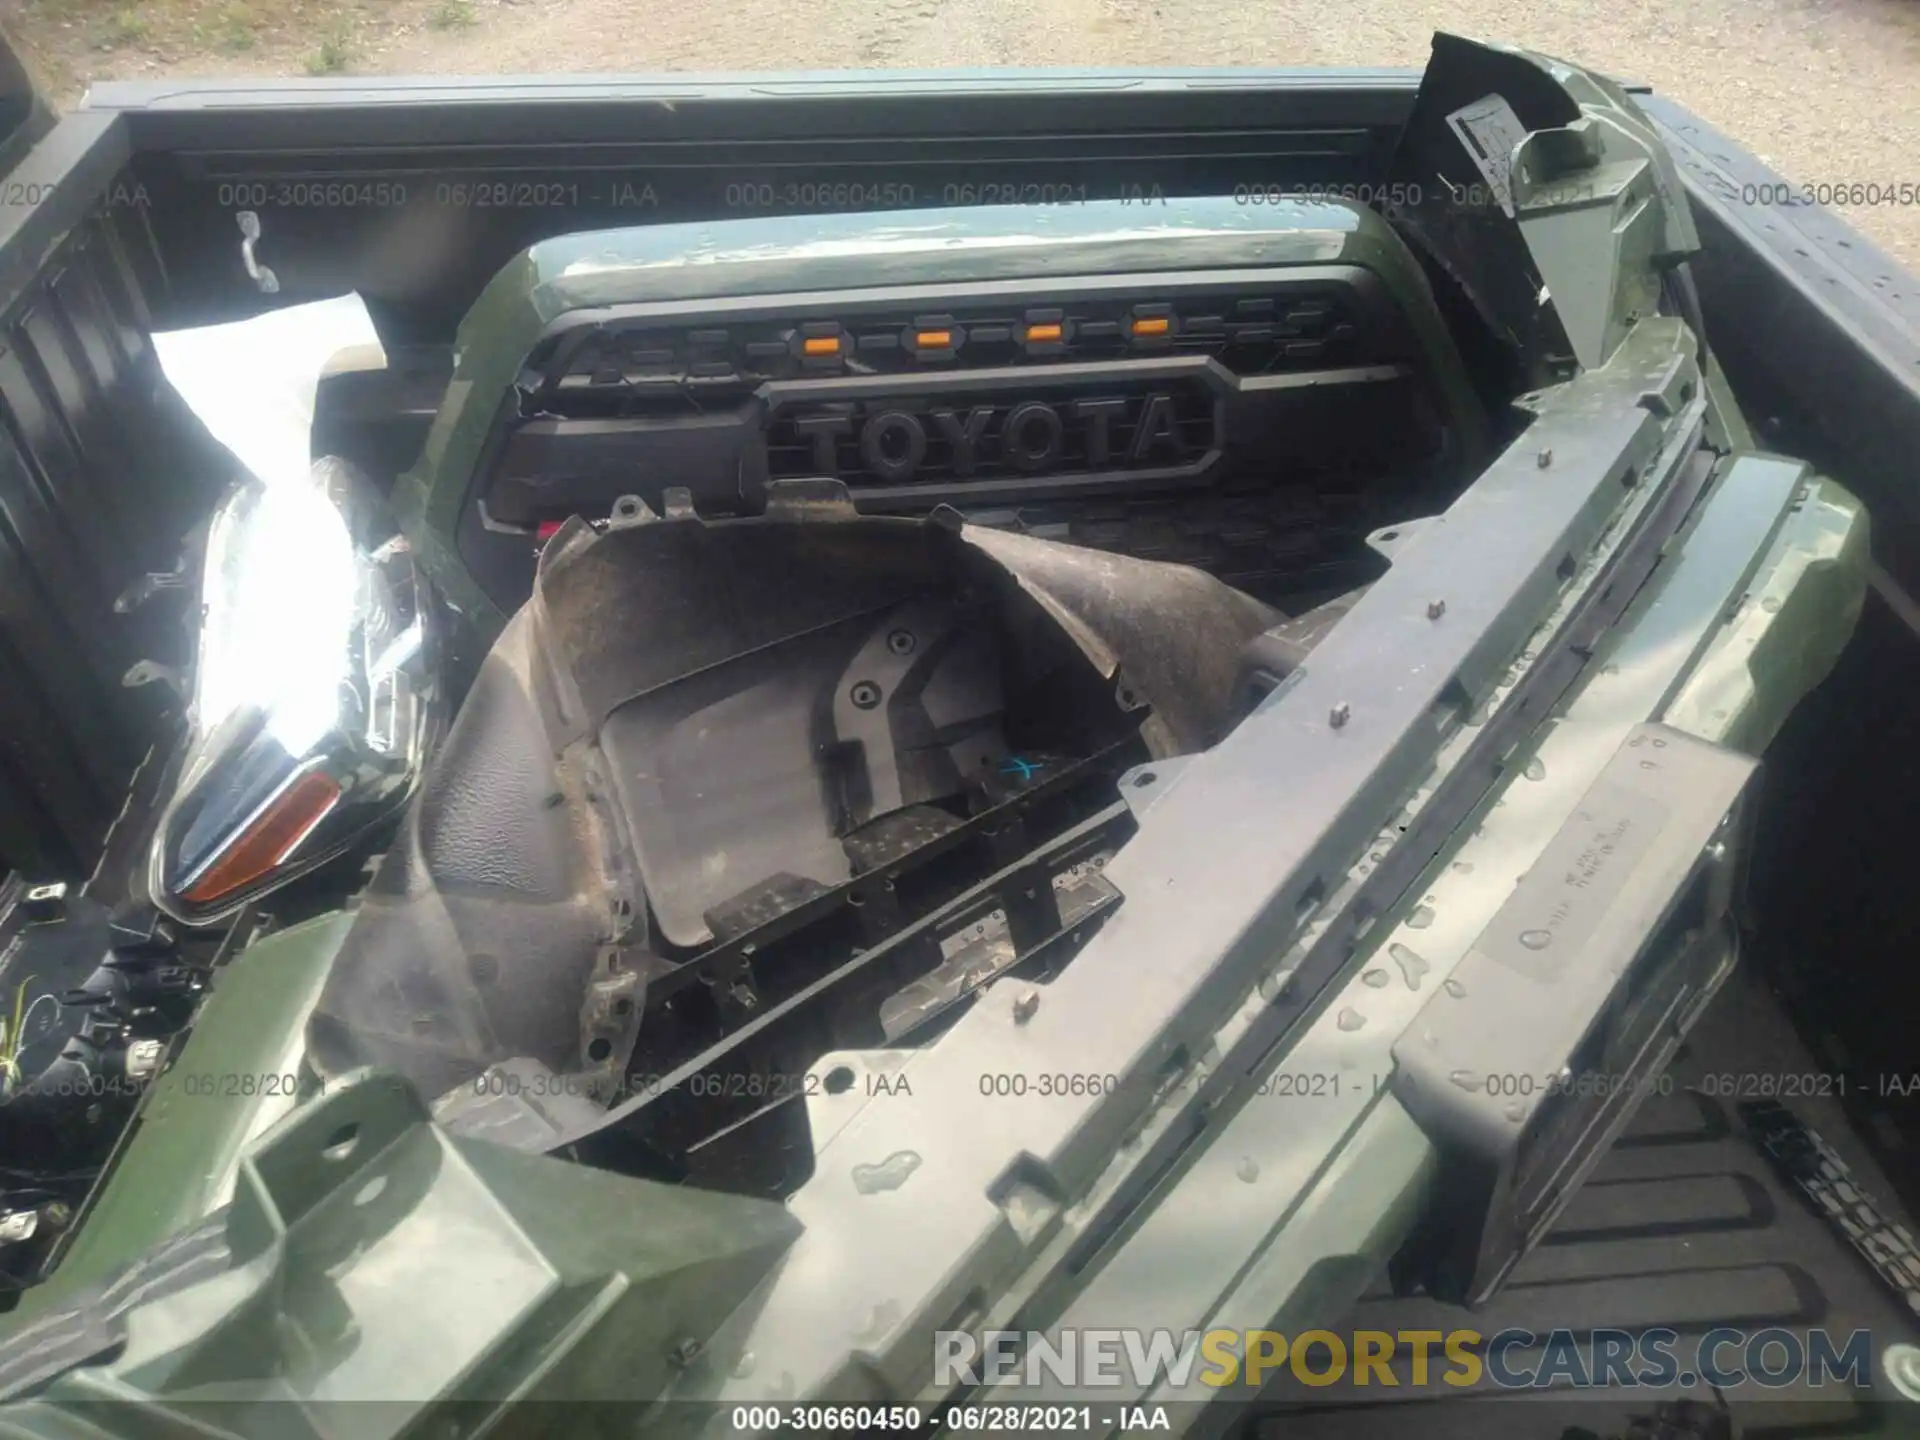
[236,211,279,295]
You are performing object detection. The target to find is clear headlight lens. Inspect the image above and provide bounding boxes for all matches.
[150,457,442,923]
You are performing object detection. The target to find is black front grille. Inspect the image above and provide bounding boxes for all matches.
[538,290,1362,419]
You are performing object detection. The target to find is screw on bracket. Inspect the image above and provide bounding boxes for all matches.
[850,680,882,710]
[1536,448,1554,469]
[1329,702,1352,729]
[1426,599,1447,620]
[1013,988,1041,1024]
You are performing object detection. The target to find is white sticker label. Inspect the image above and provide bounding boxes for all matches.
[1446,94,1530,218]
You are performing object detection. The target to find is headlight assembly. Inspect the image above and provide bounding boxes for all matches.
[149,457,443,924]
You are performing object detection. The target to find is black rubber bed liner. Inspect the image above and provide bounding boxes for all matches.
[1261,962,1920,1438]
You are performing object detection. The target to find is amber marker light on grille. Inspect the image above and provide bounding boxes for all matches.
[802,335,842,356]
[915,330,954,349]
[1130,317,1171,337]
[1026,323,1064,343]
[181,770,343,906]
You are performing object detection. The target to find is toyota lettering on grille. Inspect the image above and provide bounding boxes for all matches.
[781,392,1213,483]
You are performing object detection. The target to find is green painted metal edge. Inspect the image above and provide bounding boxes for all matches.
[22,912,353,1313]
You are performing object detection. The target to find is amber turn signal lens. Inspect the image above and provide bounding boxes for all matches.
[1026,323,1063,343]
[182,770,343,906]
[802,336,842,356]
[915,330,953,349]
[1130,317,1170,337]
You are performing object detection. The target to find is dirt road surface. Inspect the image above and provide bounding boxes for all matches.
[354,0,1920,267]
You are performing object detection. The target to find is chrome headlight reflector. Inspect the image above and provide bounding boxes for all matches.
[150,458,442,923]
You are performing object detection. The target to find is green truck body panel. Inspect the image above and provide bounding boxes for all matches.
[22,915,350,1313]
[1,1073,801,1439]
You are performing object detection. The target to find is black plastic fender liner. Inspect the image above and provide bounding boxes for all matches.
[302,600,617,1107]
[959,523,1280,757]
[529,499,967,736]
[305,495,1282,1113]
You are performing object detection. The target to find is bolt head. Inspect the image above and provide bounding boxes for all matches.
[125,1038,164,1083]
[1329,702,1352,729]
[886,629,917,656]
[1536,448,1554,468]
[850,681,882,710]
[1013,988,1041,1024]
[1426,599,1446,620]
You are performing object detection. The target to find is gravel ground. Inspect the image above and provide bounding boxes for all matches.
[355,0,1920,269]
